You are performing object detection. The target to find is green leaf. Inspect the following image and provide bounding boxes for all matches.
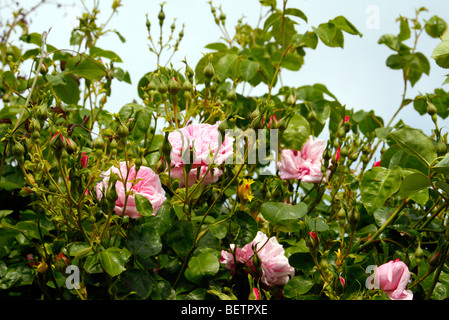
[378,34,400,51]
[398,17,411,41]
[116,269,153,299]
[204,42,228,51]
[232,211,258,247]
[280,114,310,151]
[134,193,154,217]
[126,224,162,257]
[398,171,431,198]
[313,22,345,48]
[166,220,194,255]
[361,167,402,215]
[89,46,123,62]
[66,54,107,80]
[425,16,448,38]
[284,275,314,298]
[280,53,303,71]
[19,32,57,52]
[99,248,125,277]
[260,202,307,226]
[184,252,219,284]
[46,72,66,86]
[0,210,13,219]
[1,71,19,92]
[52,73,80,105]
[331,15,362,37]
[284,8,308,23]
[431,39,449,69]
[289,253,315,272]
[215,53,238,80]
[239,59,260,81]
[389,127,437,166]
[433,153,449,174]
[15,221,49,240]
[307,216,329,232]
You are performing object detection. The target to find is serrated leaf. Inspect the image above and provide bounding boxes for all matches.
[135,193,154,217]
[280,114,310,151]
[361,167,402,215]
[166,220,194,255]
[239,59,260,81]
[99,248,125,277]
[431,39,449,69]
[389,127,437,166]
[232,211,258,247]
[184,252,219,284]
[284,275,314,298]
[260,202,307,226]
[126,224,162,257]
[398,171,431,198]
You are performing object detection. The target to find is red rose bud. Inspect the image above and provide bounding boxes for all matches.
[340,276,346,287]
[50,132,76,153]
[56,253,69,265]
[80,152,88,168]
[428,249,442,270]
[306,231,319,251]
[335,147,341,162]
[373,161,381,167]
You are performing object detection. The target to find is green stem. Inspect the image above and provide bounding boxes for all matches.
[359,199,408,251]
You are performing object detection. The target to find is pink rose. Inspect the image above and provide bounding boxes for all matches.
[374,259,413,300]
[220,231,295,287]
[96,162,167,219]
[278,136,326,183]
[168,122,234,187]
[373,160,381,167]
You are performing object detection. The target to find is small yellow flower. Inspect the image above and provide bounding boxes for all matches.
[35,260,48,274]
[335,248,343,268]
[238,178,255,202]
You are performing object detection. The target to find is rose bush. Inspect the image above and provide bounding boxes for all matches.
[0,0,449,301]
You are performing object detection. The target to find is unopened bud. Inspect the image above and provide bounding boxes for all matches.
[286,94,295,107]
[10,140,25,158]
[226,89,236,101]
[168,76,181,95]
[306,231,319,252]
[348,209,358,232]
[36,105,49,123]
[337,207,346,228]
[426,101,438,116]
[308,109,317,122]
[182,78,193,92]
[117,124,129,138]
[203,61,215,80]
[161,131,172,162]
[436,139,447,156]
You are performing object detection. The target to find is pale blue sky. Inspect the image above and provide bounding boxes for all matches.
[5,0,449,137]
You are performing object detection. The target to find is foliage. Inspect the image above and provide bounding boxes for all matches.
[0,0,449,301]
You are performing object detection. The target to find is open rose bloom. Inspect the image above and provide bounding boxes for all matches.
[278,136,326,183]
[375,259,413,300]
[96,162,167,219]
[168,122,234,186]
[220,231,295,287]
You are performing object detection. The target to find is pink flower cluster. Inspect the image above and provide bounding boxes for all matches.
[96,162,167,219]
[168,122,234,186]
[375,259,413,300]
[278,136,326,183]
[220,231,295,287]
